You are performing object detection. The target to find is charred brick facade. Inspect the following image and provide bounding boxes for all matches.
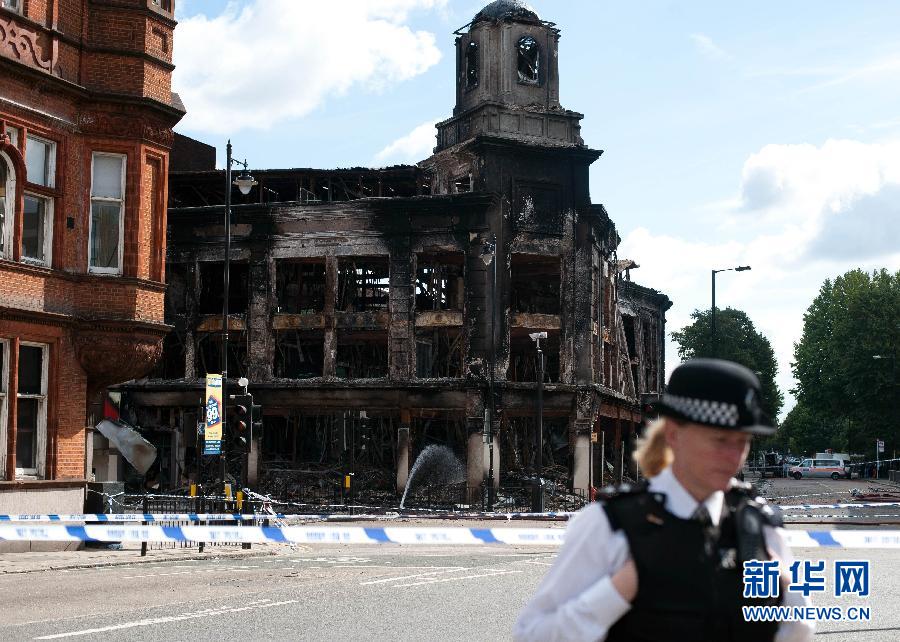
[117,1,671,502]
[0,0,183,513]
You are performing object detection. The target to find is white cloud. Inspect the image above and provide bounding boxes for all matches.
[373,119,439,165]
[690,33,732,62]
[620,138,900,418]
[173,0,445,134]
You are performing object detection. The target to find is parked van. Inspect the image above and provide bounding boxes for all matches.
[789,458,849,479]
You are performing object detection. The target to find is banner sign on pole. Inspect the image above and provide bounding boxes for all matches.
[204,374,223,455]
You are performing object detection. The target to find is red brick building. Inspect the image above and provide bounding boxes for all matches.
[0,0,183,525]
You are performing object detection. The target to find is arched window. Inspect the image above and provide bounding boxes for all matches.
[517,35,540,84]
[465,41,479,88]
[0,153,14,260]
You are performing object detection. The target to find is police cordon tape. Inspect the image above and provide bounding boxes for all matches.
[1,524,900,548]
[778,502,900,510]
[0,512,575,523]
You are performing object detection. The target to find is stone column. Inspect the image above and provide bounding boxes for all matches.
[248,437,260,486]
[572,426,592,498]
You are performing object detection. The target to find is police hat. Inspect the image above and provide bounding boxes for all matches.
[652,358,776,435]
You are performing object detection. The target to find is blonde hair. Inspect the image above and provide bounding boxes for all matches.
[634,418,673,477]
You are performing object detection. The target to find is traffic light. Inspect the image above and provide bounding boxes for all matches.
[228,393,253,452]
[250,403,263,438]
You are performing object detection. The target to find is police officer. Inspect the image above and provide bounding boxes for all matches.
[514,359,814,642]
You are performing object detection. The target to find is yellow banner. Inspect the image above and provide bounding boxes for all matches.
[204,374,223,455]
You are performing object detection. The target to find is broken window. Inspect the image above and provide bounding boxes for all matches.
[517,35,540,84]
[336,331,388,379]
[337,258,389,312]
[623,315,636,359]
[197,262,249,315]
[416,253,464,311]
[465,41,479,88]
[511,254,560,314]
[416,328,463,378]
[150,331,186,379]
[508,330,560,383]
[452,174,472,193]
[274,330,324,379]
[195,332,247,379]
[276,260,326,313]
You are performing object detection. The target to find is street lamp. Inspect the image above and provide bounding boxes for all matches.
[873,354,897,475]
[480,234,497,510]
[221,141,256,492]
[530,331,547,513]
[711,265,751,357]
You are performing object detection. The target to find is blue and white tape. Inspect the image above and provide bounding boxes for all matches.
[0,511,574,523]
[0,525,565,546]
[0,514,276,523]
[1,524,899,548]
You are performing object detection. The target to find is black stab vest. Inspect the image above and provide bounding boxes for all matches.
[602,484,781,642]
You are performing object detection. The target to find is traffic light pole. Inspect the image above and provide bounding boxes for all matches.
[220,141,234,494]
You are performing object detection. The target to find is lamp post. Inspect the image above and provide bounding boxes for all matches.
[480,235,498,510]
[711,265,751,357]
[873,353,897,476]
[222,140,256,492]
[530,331,547,513]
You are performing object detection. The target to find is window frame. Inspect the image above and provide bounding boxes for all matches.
[0,338,8,479]
[21,192,53,266]
[0,0,22,15]
[516,35,541,85]
[15,341,48,479]
[89,152,127,275]
[24,133,56,189]
[465,41,479,89]
[0,150,15,260]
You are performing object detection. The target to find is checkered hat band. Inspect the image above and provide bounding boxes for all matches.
[664,394,740,427]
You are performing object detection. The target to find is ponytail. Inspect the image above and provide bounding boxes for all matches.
[634,418,672,477]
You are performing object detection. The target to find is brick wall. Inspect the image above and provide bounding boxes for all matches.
[0,0,182,485]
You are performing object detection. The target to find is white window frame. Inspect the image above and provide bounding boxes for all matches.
[0,0,23,15]
[16,341,48,479]
[24,133,56,189]
[21,192,52,266]
[89,152,127,275]
[0,338,8,479]
[0,150,15,260]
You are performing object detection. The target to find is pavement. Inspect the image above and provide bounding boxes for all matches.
[0,518,561,575]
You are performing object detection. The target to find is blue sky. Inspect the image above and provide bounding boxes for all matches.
[172,1,900,417]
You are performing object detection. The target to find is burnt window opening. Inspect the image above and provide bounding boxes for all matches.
[623,315,637,360]
[338,258,390,312]
[508,331,560,383]
[511,254,560,315]
[517,35,540,84]
[195,332,248,379]
[416,253,464,311]
[276,260,326,313]
[197,262,249,315]
[274,330,324,379]
[416,328,463,378]
[465,41,479,88]
[336,331,388,379]
[150,332,186,379]
[452,174,472,193]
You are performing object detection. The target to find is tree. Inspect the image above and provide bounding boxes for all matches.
[671,307,783,421]
[792,268,900,457]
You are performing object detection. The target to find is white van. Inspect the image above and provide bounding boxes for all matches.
[789,458,849,479]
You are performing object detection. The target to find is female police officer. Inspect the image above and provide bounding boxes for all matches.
[514,359,814,642]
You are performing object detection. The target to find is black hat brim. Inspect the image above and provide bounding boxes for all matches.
[650,398,777,436]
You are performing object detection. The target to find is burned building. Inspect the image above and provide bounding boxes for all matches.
[115,0,671,503]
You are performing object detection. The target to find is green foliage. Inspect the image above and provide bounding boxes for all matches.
[671,307,783,421]
[790,268,900,457]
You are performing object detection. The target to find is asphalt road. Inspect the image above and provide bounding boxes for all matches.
[3,476,898,642]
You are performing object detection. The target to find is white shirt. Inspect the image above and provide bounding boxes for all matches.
[513,467,815,642]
